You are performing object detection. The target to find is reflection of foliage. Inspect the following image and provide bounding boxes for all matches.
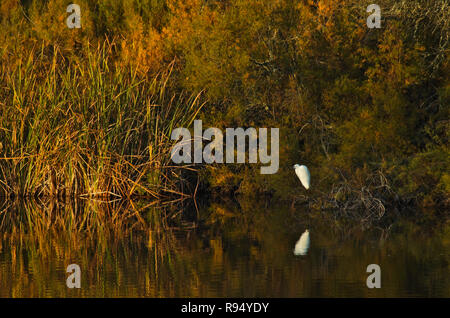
[0,198,448,297]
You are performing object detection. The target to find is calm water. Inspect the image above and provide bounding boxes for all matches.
[0,198,448,297]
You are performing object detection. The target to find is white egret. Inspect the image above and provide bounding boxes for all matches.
[293,229,310,256]
[293,164,310,189]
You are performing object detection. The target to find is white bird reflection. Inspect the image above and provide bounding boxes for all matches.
[294,229,310,256]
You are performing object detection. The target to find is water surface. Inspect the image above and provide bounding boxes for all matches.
[0,199,448,297]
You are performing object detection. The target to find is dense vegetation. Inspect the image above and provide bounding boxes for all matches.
[0,0,448,216]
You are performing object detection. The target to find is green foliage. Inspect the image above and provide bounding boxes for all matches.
[0,0,448,210]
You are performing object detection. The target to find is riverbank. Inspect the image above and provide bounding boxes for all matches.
[1,0,449,216]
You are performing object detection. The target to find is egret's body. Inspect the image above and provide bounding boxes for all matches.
[294,230,310,256]
[293,164,310,189]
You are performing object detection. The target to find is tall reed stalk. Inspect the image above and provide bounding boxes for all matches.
[0,40,204,200]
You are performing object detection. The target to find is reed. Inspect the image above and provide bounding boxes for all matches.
[0,40,204,200]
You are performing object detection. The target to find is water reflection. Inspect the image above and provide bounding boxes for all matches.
[294,230,310,256]
[0,198,448,297]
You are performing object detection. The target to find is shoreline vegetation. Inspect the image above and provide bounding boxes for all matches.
[0,43,204,201]
[0,0,449,222]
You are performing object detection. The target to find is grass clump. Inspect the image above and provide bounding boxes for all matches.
[0,41,204,200]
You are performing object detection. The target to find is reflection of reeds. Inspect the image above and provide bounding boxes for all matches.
[0,198,186,297]
[1,199,142,245]
[0,197,199,245]
[0,41,204,200]
[0,197,448,297]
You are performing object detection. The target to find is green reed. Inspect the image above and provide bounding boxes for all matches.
[0,40,204,199]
